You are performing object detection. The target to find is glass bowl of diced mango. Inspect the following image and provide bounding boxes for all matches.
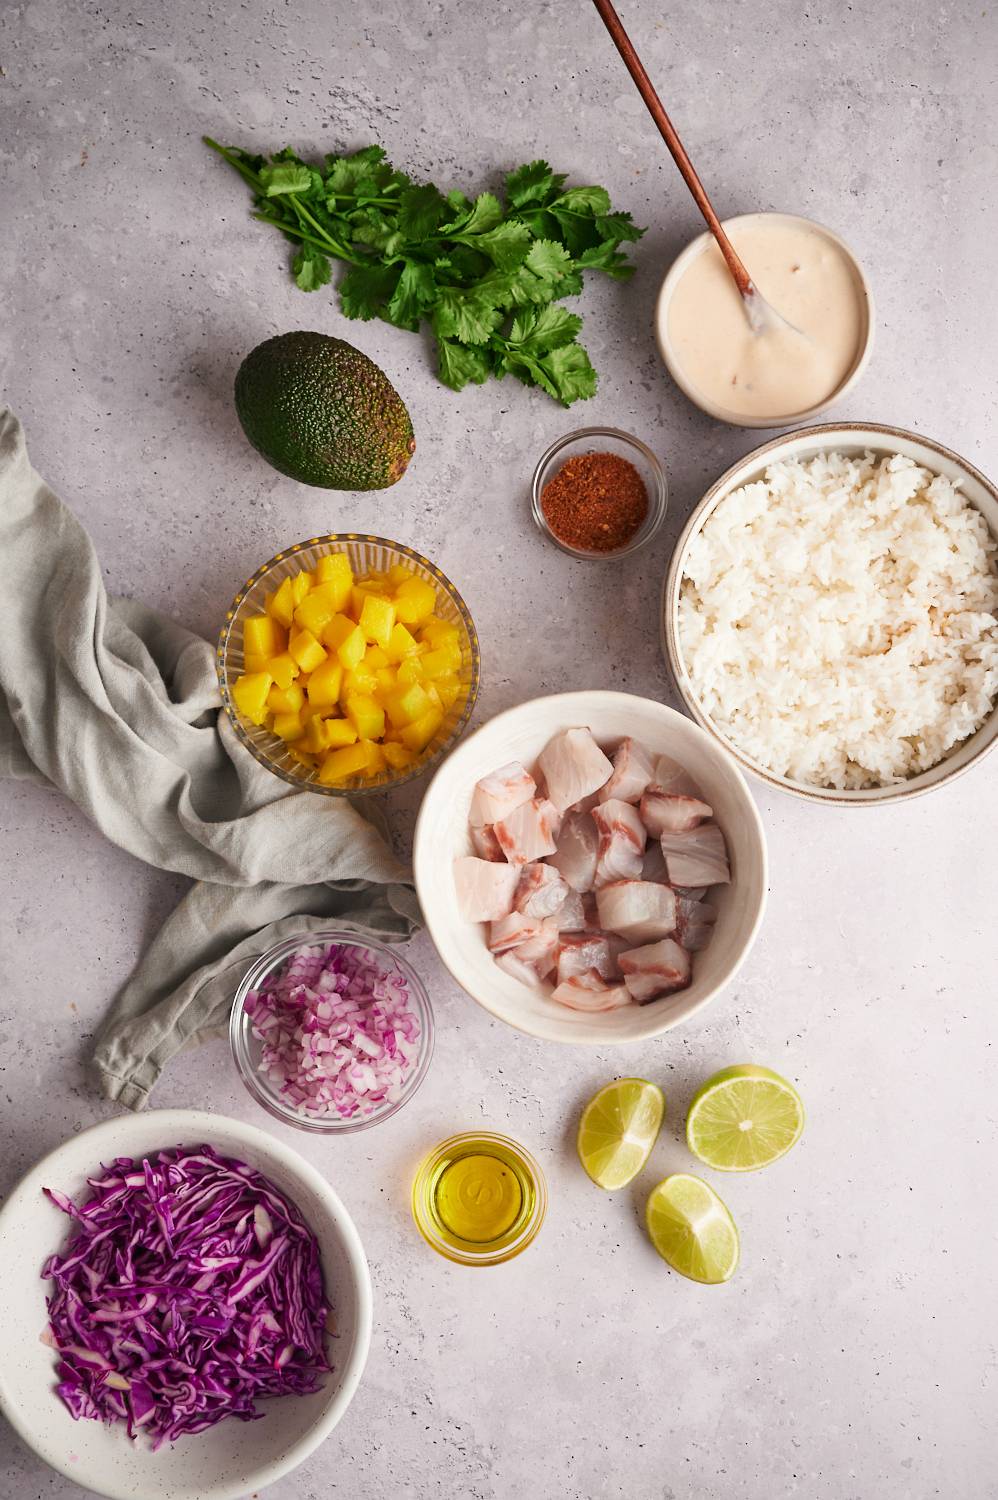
[217,535,480,795]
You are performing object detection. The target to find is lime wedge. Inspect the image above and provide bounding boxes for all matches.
[645,1173,739,1283]
[686,1064,804,1172]
[577,1077,665,1190]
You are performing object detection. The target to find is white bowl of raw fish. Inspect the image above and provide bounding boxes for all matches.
[413,691,767,1044]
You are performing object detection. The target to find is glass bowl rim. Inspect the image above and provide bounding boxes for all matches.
[216,533,481,797]
[530,426,668,561]
[410,1130,548,1266]
[229,928,435,1134]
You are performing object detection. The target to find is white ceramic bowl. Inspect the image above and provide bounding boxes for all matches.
[654,212,875,429]
[0,1110,372,1500]
[413,691,767,1044]
[663,422,998,806]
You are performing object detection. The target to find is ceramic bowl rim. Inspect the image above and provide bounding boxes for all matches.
[662,421,998,806]
[654,211,876,429]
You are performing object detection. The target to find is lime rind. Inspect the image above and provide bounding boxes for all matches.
[577,1078,665,1191]
[645,1173,739,1284]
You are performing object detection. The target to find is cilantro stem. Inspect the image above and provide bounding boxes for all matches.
[203,136,262,192]
[252,212,364,266]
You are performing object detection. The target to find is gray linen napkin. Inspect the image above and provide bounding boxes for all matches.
[0,409,421,1108]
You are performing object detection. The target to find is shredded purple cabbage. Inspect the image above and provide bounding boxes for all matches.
[41,1145,331,1448]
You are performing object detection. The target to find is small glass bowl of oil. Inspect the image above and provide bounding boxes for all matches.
[411,1132,547,1267]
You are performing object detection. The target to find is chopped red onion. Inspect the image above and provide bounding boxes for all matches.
[244,942,421,1121]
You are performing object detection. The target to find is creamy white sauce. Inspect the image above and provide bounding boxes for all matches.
[664,219,864,420]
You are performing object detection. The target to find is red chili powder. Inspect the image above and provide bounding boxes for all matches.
[540,450,649,552]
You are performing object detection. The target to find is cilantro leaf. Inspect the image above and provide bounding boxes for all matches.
[386,261,437,330]
[524,238,573,283]
[461,220,532,271]
[259,161,313,197]
[506,304,583,354]
[552,185,613,216]
[442,191,504,237]
[596,210,644,243]
[431,286,504,344]
[338,262,401,320]
[398,183,449,241]
[505,160,565,208]
[541,342,598,404]
[437,338,492,391]
[292,245,332,291]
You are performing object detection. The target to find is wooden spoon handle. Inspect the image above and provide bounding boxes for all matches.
[590,0,755,298]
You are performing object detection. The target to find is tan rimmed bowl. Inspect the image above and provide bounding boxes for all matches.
[663,423,998,806]
[655,212,875,429]
[217,534,480,797]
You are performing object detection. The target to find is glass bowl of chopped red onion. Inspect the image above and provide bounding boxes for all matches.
[230,933,434,1133]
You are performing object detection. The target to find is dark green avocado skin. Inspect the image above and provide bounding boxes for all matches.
[234,331,416,490]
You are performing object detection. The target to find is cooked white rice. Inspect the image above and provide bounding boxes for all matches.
[678,450,998,789]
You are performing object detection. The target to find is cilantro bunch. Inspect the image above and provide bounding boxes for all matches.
[204,139,644,407]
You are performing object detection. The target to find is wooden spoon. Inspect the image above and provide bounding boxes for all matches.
[591,0,800,338]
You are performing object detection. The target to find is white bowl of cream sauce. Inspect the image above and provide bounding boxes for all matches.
[655,212,874,428]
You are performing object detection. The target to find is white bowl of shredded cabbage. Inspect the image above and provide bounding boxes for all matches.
[664,423,998,804]
[0,1110,372,1500]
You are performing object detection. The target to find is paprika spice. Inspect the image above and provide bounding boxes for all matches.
[540,450,649,553]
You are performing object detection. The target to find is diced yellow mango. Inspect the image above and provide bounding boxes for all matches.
[397,656,425,686]
[394,577,437,626]
[289,629,328,674]
[424,682,443,713]
[385,622,420,663]
[341,665,379,701]
[345,693,386,741]
[419,618,461,648]
[358,593,396,648]
[360,738,387,775]
[243,651,271,674]
[267,652,300,690]
[384,681,432,728]
[382,742,416,770]
[318,743,370,784]
[267,682,305,715]
[305,657,344,710]
[435,674,463,711]
[374,666,397,698]
[323,717,360,748]
[232,672,272,726]
[294,589,338,638]
[421,644,462,679]
[364,645,389,670]
[321,613,354,648]
[268,576,297,629]
[314,553,354,609]
[388,562,416,586]
[248,610,284,653]
[303,716,333,754]
[289,745,318,768]
[336,623,366,671]
[273,710,305,741]
[290,571,313,607]
[400,707,444,752]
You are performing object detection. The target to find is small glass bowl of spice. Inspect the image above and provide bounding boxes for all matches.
[531,427,667,560]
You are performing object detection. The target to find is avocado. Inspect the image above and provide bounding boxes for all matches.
[234,331,415,490]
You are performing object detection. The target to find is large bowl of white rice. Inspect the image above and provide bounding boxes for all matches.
[663,424,998,804]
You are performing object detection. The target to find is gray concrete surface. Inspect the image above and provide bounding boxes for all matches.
[2,1,997,1496]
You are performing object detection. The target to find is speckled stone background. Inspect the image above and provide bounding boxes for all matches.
[2,2,997,1497]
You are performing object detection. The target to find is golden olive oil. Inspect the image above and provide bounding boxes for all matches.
[412,1133,546,1265]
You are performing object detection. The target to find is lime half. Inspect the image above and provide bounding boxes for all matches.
[577,1077,665,1191]
[686,1064,804,1172]
[645,1173,739,1283]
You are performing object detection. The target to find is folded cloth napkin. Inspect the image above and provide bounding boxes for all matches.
[0,409,421,1109]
